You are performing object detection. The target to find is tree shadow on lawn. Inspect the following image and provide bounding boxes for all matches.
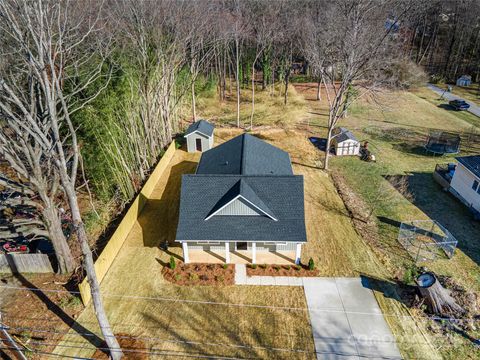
[138,288,314,359]
[137,161,197,249]
[360,274,417,308]
[384,172,480,265]
[8,270,104,349]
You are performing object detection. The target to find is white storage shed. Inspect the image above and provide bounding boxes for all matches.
[184,120,214,153]
[331,127,360,156]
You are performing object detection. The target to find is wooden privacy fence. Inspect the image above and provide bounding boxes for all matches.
[0,253,54,273]
[78,142,177,305]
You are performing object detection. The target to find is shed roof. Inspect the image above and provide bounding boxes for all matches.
[333,127,358,143]
[196,133,293,175]
[456,155,480,179]
[184,120,214,137]
[176,175,306,242]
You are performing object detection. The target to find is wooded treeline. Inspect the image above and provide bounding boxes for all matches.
[405,0,480,82]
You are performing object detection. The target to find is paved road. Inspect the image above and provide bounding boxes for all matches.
[427,83,480,117]
[235,265,402,359]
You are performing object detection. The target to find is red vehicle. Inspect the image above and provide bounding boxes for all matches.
[2,241,29,254]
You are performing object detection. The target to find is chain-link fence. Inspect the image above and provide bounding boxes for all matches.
[398,220,457,263]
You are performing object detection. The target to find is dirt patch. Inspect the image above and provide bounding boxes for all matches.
[162,262,234,286]
[0,273,84,360]
[92,333,148,359]
[246,264,319,277]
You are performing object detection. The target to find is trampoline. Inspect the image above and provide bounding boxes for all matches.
[424,131,461,155]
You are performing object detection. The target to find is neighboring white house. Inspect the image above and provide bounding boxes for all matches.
[331,127,360,156]
[184,120,214,153]
[456,75,472,87]
[449,155,480,214]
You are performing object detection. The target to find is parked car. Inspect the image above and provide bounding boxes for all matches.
[449,99,470,111]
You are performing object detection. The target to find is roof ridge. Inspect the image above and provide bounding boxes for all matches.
[240,133,247,174]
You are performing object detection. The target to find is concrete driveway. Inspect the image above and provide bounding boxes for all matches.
[427,83,480,117]
[304,277,402,360]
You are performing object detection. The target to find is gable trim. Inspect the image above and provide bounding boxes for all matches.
[184,130,212,138]
[204,194,278,221]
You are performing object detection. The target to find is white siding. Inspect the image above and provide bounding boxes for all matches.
[185,132,212,153]
[334,139,360,156]
[248,242,276,251]
[450,163,480,212]
[215,198,261,216]
[276,242,297,251]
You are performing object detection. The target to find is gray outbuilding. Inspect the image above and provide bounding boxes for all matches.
[184,120,214,152]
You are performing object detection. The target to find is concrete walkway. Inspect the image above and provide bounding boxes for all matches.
[234,265,402,359]
[427,83,480,117]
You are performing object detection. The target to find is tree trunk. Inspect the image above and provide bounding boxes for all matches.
[416,272,464,317]
[191,58,196,121]
[251,63,255,130]
[316,78,321,101]
[323,125,334,170]
[43,205,75,274]
[63,184,123,359]
[235,37,240,128]
[284,70,289,105]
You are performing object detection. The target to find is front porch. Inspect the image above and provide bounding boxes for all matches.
[188,249,297,265]
[181,241,302,265]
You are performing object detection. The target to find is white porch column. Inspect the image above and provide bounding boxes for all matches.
[295,243,302,265]
[225,242,230,264]
[182,242,190,264]
[252,242,256,264]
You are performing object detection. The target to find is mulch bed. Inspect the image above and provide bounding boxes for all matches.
[92,333,148,359]
[246,264,319,277]
[162,262,234,285]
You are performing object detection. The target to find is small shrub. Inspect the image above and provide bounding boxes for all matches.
[222,264,228,270]
[308,258,315,271]
[59,296,82,309]
[284,265,291,270]
[251,264,257,269]
[169,256,176,270]
[189,273,199,281]
[403,264,419,285]
[273,265,280,271]
[174,274,182,281]
[294,265,301,271]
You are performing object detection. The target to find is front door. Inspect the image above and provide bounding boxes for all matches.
[236,242,247,250]
[196,138,202,152]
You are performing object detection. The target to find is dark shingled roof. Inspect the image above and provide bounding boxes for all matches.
[176,175,306,242]
[456,155,480,178]
[206,179,276,220]
[334,127,358,143]
[184,120,214,137]
[196,133,293,175]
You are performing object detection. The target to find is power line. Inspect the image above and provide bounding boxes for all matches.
[0,338,248,360]
[0,284,476,322]
[2,324,317,356]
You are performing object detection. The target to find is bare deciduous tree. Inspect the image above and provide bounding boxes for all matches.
[0,1,122,358]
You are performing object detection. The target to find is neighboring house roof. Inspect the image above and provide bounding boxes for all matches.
[184,120,214,137]
[458,75,472,80]
[456,155,480,179]
[176,175,306,242]
[196,133,293,175]
[333,127,358,143]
